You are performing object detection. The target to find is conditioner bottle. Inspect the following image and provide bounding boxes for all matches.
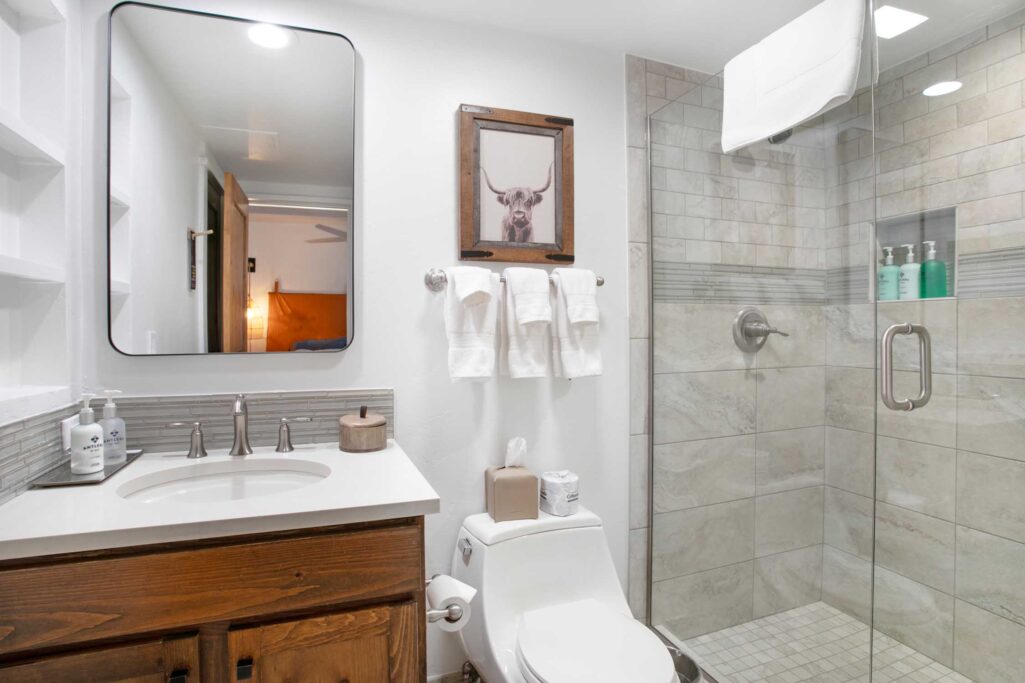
[921,240,948,298]
[878,246,900,301]
[898,244,921,300]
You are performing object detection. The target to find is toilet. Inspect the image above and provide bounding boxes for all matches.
[451,506,678,683]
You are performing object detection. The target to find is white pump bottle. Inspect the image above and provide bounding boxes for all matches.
[99,389,127,464]
[70,394,105,474]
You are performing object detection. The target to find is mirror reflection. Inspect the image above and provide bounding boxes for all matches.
[108,4,355,355]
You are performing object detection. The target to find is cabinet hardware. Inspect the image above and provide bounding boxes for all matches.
[236,657,254,680]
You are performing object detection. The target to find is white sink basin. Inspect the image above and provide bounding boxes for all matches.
[117,458,331,504]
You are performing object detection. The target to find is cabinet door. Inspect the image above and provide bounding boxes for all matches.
[0,634,200,683]
[228,603,418,683]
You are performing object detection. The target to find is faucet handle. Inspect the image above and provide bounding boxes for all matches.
[276,417,313,453]
[166,421,208,459]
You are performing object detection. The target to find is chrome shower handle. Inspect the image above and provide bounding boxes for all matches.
[742,321,790,338]
[881,323,932,412]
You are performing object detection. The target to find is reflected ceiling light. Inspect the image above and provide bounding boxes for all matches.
[249,202,349,213]
[248,23,293,49]
[922,81,962,97]
[874,5,928,39]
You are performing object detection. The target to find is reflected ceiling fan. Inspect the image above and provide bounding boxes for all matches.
[306,224,347,244]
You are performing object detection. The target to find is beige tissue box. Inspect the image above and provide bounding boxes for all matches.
[485,466,538,522]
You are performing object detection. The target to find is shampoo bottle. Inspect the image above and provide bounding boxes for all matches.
[878,246,900,301]
[99,389,127,464]
[70,395,105,474]
[921,240,948,298]
[898,244,921,300]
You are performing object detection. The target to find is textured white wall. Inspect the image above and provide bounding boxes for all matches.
[80,0,629,676]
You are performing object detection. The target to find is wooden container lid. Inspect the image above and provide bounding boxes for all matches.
[340,405,386,429]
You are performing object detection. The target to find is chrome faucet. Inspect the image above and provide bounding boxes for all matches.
[229,394,253,456]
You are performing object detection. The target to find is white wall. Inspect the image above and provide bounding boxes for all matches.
[81,0,628,676]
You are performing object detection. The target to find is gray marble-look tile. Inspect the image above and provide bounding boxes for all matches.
[825,427,874,498]
[629,434,649,529]
[755,305,825,369]
[653,435,756,512]
[629,242,650,340]
[628,527,649,620]
[876,436,956,521]
[959,297,1025,379]
[753,545,823,619]
[653,303,753,373]
[825,306,874,370]
[956,525,1025,628]
[957,374,1025,462]
[653,370,755,444]
[652,498,754,580]
[873,566,954,667]
[874,502,956,594]
[954,599,1025,683]
[821,546,872,624]
[627,147,650,245]
[957,450,1025,544]
[755,427,824,495]
[631,339,650,436]
[877,371,957,448]
[824,486,874,561]
[652,561,754,640]
[825,366,875,434]
[755,486,823,557]
[756,367,825,432]
[626,55,648,149]
[877,299,957,374]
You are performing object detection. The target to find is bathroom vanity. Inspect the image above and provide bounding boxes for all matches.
[0,442,439,682]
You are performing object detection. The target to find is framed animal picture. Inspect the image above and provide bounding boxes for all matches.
[459,104,574,264]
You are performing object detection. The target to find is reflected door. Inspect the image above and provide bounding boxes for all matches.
[222,172,249,353]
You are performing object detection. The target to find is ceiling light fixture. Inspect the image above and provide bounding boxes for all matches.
[249,202,349,213]
[922,81,962,97]
[874,5,928,39]
[248,23,293,49]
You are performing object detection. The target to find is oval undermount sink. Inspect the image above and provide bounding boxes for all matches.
[117,459,331,504]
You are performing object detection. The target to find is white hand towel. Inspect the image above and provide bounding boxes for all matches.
[448,266,493,306]
[551,271,602,379]
[721,0,865,153]
[500,268,551,378]
[443,268,499,381]
[552,268,599,325]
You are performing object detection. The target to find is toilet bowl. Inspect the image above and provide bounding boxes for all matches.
[451,506,677,683]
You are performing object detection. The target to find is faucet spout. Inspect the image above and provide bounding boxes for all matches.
[229,393,253,456]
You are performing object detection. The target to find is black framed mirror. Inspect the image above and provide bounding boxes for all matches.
[107,3,355,355]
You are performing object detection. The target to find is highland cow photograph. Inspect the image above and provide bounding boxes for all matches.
[478,128,556,245]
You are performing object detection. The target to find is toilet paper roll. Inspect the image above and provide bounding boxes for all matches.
[540,470,580,517]
[426,574,477,633]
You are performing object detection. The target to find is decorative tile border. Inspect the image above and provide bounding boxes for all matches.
[653,262,827,305]
[0,389,394,505]
[959,247,1025,299]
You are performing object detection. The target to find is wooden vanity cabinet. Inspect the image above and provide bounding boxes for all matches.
[0,517,426,683]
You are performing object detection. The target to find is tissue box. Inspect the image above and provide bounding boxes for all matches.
[485,466,538,522]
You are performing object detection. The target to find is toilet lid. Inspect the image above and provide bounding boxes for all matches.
[516,599,676,683]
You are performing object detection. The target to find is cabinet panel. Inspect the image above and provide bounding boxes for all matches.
[0,634,200,683]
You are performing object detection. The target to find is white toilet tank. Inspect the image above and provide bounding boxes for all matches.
[451,507,633,682]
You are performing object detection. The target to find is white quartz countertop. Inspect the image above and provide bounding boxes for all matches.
[0,440,440,561]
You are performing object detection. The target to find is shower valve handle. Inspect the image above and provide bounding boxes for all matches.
[741,321,789,339]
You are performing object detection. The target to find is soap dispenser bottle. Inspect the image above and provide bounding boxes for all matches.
[898,244,921,300]
[70,394,105,474]
[878,246,900,301]
[99,389,127,464]
[921,240,948,298]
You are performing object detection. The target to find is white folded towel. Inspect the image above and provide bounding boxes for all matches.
[500,268,551,378]
[443,268,499,381]
[448,266,493,306]
[553,268,599,325]
[721,0,864,153]
[551,270,602,379]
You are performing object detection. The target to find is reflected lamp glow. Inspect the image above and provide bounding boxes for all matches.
[874,5,928,39]
[248,23,293,49]
[922,81,962,97]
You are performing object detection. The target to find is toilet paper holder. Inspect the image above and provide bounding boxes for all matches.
[426,574,465,624]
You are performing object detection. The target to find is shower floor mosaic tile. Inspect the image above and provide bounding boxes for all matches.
[661,602,973,683]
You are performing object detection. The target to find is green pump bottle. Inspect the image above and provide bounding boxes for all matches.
[921,240,947,298]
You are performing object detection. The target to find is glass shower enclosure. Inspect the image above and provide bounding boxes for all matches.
[645,1,1025,681]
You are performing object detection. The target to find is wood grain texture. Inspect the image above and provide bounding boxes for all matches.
[0,634,200,683]
[0,524,423,656]
[222,172,249,352]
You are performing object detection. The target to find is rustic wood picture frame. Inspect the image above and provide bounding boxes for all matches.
[459,104,574,264]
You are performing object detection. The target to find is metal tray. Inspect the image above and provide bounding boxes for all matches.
[29,449,144,489]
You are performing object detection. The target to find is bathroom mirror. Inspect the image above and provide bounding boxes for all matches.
[107,3,355,355]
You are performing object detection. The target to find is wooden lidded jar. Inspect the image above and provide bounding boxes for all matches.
[339,405,387,452]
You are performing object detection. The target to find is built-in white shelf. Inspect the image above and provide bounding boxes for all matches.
[110,278,131,296]
[878,296,956,304]
[0,108,65,166]
[110,185,131,211]
[1,0,65,26]
[0,385,70,424]
[0,254,65,284]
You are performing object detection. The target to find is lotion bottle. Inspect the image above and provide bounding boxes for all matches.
[921,240,948,298]
[70,395,105,474]
[878,246,900,301]
[898,244,921,300]
[99,389,127,464]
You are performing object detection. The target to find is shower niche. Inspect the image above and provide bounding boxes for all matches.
[875,207,956,301]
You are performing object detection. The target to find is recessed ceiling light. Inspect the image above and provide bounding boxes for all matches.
[923,81,962,97]
[248,23,293,49]
[874,5,928,39]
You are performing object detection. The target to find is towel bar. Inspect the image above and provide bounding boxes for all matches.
[424,267,604,292]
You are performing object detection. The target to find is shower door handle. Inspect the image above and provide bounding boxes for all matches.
[881,323,932,412]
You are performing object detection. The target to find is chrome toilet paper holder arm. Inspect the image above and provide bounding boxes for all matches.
[425,574,466,624]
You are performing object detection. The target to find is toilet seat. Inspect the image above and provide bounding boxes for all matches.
[515,599,676,683]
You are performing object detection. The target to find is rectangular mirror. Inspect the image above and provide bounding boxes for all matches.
[107,3,355,355]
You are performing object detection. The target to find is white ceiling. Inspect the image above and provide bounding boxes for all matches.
[340,0,1023,74]
[115,6,355,195]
